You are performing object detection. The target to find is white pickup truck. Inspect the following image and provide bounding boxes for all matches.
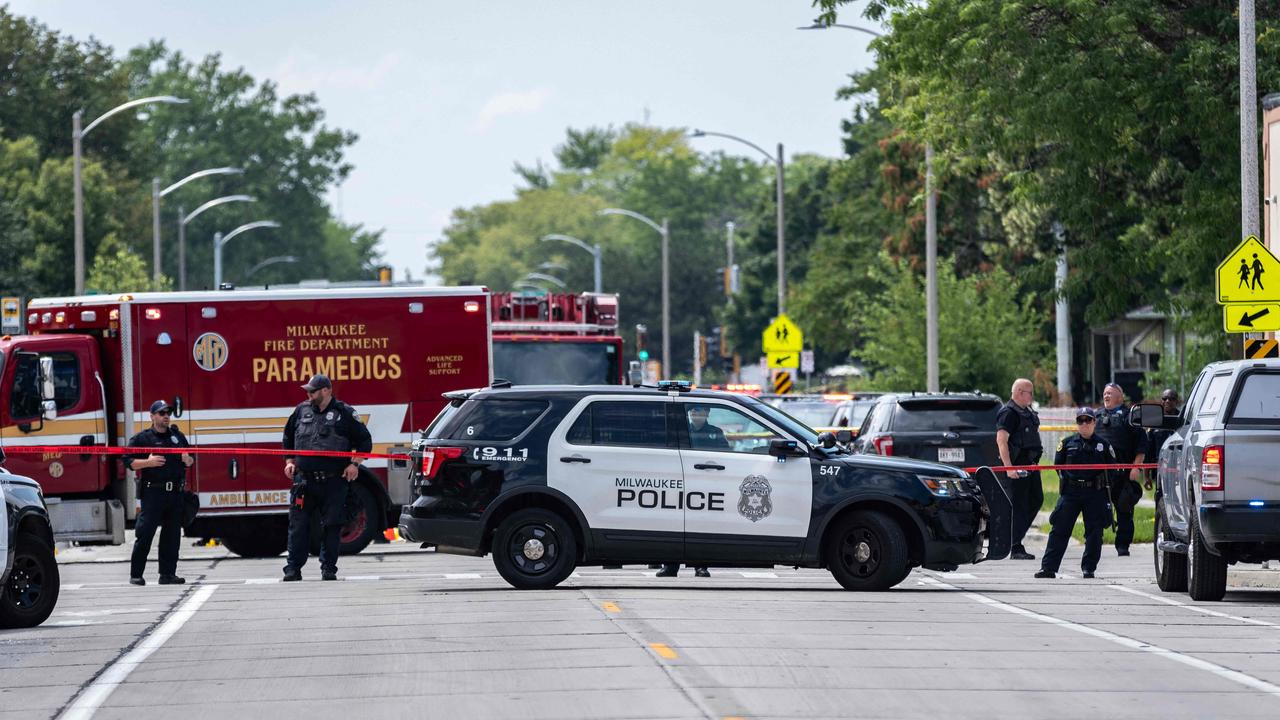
[1136,359,1280,601]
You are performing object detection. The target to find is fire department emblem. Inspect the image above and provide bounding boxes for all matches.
[738,475,772,523]
[193,332,229,372]
[48,461,64,479]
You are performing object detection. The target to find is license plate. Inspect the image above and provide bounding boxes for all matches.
[938,447,965,463]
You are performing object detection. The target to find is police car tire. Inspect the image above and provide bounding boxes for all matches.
[1153,498,1187,593]
[0,531,60,629]
[492,509,578,590]
[825,510,910,592]
[1186,511,1227,602]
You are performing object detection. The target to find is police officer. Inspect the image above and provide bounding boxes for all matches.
[996,378,1044,560]
[1094,383,1147,555]
[1035,408,1118,579]
[1144,389,1180,491]
[658,405,722,578]
[126,400,193,586]
[282,374,372,582]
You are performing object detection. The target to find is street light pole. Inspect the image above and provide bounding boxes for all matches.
[600,208,670,375]
[540,234,603,293]
[153,167,244,284]
[72,95,188,295]
[179,195,255,291]
[214,221,280,288]
[690,129,786,314]
[1241,0,1260,239]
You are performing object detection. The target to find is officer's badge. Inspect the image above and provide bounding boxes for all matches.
[738,475,772,523]
[171,435,179,444]
[1096,443,1104,452]
[326,411,335,421]
[1056,438,1065,452]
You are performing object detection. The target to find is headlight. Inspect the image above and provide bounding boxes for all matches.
[918,475,961,497]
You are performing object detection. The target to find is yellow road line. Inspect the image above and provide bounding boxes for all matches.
[649,643,678,660]
[601,601,621,613]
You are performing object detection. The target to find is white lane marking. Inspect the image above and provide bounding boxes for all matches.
[345,575,381,581]
[57,608,152,617]
[920,577,1280,699]
[58,584,218,720]
[740,572,778,579]
[50,620,101,627]
[63,584,83,590]
[244,578,277,585]
[443,573,482,579]
[1111,584,1280,629]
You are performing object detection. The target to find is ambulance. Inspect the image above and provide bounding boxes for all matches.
[0,286,491,557]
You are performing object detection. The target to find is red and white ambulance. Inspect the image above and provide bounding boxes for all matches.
[0,286,491,557]
[490,291,624,385]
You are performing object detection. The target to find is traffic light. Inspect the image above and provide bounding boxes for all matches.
[636,323,649,362]
[705,327,720,365]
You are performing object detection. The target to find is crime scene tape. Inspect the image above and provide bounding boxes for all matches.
[964,463,1156,473]
[0,445,412,461]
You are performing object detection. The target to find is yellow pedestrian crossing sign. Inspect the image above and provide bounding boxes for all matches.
[1217,236,1280,304]
[767,351,800,369]
[762,314,803,354]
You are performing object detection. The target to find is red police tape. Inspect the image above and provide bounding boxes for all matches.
[964,463,1156,474]
[0,444,412,461]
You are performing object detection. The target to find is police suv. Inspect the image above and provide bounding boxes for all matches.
[2,450,60,628]
[400,383,988,590]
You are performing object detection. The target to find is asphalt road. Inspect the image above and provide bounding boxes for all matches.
[6,538,1280,720]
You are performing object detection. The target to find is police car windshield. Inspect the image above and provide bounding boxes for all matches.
[739,396,820,446]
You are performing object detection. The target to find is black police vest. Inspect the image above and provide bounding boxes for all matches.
[1060,435,1109,483]
[1096,407,1135,461]
[294,402,353,454]
[1003,402,1043,459]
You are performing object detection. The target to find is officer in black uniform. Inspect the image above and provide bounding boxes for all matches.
[282,374,373,581]
[995,378,1044,560]
[1094,383,1147,555]
[1144,389,1180,491]
[126,399,194,586]
[1036,408,1118,579]
[658,404,722,578]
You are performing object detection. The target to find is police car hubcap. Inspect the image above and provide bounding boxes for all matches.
[523,539,546,561]
[853,542,872,563]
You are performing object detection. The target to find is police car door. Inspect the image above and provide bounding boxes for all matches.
[678,400,812,564]
[546,396,683,562]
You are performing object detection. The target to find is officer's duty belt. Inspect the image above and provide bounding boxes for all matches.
[144,480,182,492]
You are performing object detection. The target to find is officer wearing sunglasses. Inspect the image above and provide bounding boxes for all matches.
[1036,407,1119,580]
[125,399,194,586]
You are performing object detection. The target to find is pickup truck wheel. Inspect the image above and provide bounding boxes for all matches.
[826,510,910,591]
[0,531,60,629]
[1153,498,1188,593]
[1187,510,1227,601]
[492,509,578,590]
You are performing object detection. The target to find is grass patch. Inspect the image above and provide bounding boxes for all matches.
[1036,462,1154,544]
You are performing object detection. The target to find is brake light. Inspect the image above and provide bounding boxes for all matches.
[1201,445,1224,491]
[872,434,894,456]
[421,446,465,482]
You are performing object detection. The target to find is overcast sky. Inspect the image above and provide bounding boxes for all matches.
[11,1,877,282]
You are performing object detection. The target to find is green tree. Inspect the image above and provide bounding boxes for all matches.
[86,234,172,293]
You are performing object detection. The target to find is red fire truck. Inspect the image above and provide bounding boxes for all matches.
[0,287,491,557]
[490,291,624,385]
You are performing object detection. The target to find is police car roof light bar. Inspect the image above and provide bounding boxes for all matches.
[657,380,693,392]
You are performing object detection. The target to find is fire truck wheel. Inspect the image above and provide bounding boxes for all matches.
[492,508,578,590]
[0,531,60,629]
[220,531,288,558]
[339,483,379,556]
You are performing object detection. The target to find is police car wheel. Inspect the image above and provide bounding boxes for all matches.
[492,509,578,590]
[825,510,909,592]
[0,531,60,629]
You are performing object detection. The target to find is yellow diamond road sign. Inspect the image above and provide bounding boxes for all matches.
[762,314,803,354]
[1217,236,1280,304]
[1223,304,1280,333]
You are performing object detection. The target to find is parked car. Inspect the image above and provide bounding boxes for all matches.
[851,392,1002,469]
[1136,359,1280,601]
[830,393,887,433]
[2,449,60,629]
[760,393,848,430]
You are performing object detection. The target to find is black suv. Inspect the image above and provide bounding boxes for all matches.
[400,383,988,591]
[852,393,1002,469]
[3,453,60,629]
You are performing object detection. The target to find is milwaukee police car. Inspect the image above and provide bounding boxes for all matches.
[399,382,987,590]
[2,452,60,629]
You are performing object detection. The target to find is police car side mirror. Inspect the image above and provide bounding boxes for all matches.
[768,438,807,459]
[835,429,853,445]
[818,431,836,449]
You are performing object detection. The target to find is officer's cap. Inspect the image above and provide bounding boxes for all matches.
[1075,407,1097,422]
[149,399,173,414]
[301,374,332,392]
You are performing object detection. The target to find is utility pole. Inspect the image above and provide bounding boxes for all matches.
[925,144,939,392]
[1241,0,1260,240]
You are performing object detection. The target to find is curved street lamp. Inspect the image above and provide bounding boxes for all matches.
[244,255,299,282]
[541,234,602,293]
[521,272,567,289]
[73,95,189,294]
[600,208,670,373]
[214,221,281,288]
[690,129,786,316]
[152,167,244,283]
[177,195,255,291]
[797,20,939,392]
[537,261,569,273]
